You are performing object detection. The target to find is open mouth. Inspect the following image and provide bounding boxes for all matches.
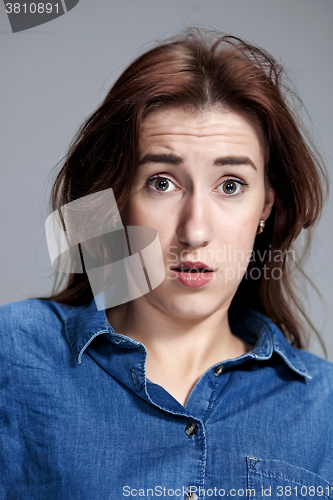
[171,264,215,287]
[173,267,212,273]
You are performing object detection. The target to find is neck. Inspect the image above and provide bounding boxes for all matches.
[106,297,252,406]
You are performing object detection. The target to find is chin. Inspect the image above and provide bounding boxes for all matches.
[160,295,220,320]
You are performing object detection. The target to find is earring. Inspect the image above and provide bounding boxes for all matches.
[256,219,265,235]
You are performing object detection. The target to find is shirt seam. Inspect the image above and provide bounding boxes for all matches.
[77,329,110,364]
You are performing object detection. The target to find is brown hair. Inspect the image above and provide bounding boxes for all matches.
[45,28,328,352]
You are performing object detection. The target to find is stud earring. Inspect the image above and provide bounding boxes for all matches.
[256,219,265,235]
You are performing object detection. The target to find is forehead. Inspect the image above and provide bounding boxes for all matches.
[139,107,264,156]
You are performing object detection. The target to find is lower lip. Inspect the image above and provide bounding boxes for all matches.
[171,270,214,288]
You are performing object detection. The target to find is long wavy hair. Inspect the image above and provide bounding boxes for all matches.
[44,28,328,352]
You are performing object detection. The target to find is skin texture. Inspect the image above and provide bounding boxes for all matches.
[107,107,275,406]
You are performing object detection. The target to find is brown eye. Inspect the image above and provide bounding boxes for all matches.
[154,178,169,191]
[147,176,176,193]
[222,180,238,194]
[218,179,247,196]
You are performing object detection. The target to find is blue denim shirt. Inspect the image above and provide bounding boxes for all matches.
[1,298,333,500]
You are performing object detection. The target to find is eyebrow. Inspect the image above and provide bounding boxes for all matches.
[137,154,257,171]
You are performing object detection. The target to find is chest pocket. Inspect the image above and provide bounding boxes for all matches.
[247,457,333,500]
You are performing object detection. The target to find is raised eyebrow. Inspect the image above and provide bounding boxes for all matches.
[214,156,257,171]
[138,154,183,166]
[138,153,257,171]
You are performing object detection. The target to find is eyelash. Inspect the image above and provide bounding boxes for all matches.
[145,175,249,197]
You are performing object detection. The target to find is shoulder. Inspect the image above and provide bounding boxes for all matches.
[288,347,333,413]
[0,298,72,337]
[0,297,71,325]
[296,347,333,385]
[0,299,75,364]
[245,308,333,385]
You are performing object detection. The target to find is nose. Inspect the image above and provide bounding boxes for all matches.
[176,190,213,248]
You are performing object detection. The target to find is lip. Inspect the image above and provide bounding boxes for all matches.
[171,261,214,288]
[171,261,214,272]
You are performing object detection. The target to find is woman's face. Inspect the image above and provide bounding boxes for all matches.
[121,107,275,319]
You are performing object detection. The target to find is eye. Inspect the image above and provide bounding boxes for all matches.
[218,178,247,196]
[146,175,177,193]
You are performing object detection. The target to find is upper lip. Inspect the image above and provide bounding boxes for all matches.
[171,261,214,271]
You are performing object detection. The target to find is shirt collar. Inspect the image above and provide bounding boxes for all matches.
[65,299,140,364]
[229,309,312,379]
[64,300,312,380]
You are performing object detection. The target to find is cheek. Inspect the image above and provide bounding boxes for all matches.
[235,192,266,234]
[240,212,260,236]
[217,208,259,239]
[121,198,146,226]
[124,200,167,234]
[217,209,261,263]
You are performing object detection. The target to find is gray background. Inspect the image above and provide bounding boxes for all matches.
[1,0,332,358]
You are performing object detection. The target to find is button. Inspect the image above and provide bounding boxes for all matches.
[185,493,198,500]
[185,422,198,436]
[113,338,123,344]
[214,363,224,376]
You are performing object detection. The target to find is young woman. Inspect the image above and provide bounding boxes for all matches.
[1,30,332,500]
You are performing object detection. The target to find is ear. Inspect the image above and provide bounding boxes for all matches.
[261,186,275,221]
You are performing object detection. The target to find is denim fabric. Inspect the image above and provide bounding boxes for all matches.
[0,298,333,500]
